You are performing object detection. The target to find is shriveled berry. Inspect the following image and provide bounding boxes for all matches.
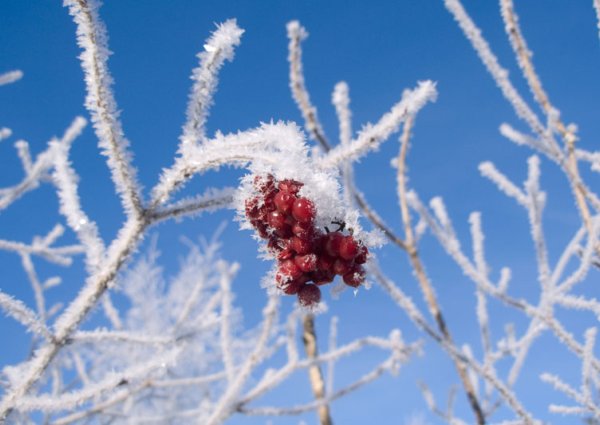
[298,284,321,307]
[291,236,312,255]
[245,197,260,219]
[325,232,344,257]
[339,236,359,260]
[274,191,295,213]
[279,179,303,194]
[292,198,316,223]
[252,221,268,238]
[343,265,366,288]
[333,258,352,276]
[354,245,369,264]
[294,253,318,272]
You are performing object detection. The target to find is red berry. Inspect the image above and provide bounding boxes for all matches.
[291,236,312,255]
[333,258,352,276]
[318,255,335,272]
[325,232,344,257]
[274,191,295,213]
[355,245,369,264]
[279,275,308,294]
[339,236,359,260]
[267,210,285,228]
[294,253,318,272]
[292,198,316,223]
[298,284,321,307]
[278,259,303,281]
[311,270,335,285]
[343,265,366,288]
[292,221,314,240]
[277,247,294,261]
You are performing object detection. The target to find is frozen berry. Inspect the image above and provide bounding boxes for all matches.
[339,236,359,260]
[278,259,303,281]
[279,179,303,194]
[298,284,321,307]
[324,232,344,257]
[277,247,294,261]
[343,265,366,288]
[333,258,352,276]
[294,253,318,272]
[311,270,335,285]
[292,221,314,240]
[280,275,308,295]
[318,255,335,272]
[291,236,312,255]
[274,191,295,213]
[267,211,286,230]
[354,245,369,264]
[292,198,316,223]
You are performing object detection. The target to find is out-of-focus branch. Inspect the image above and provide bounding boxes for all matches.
[302,314,333,425]
[397,116,486,425]
[499,0,596,248]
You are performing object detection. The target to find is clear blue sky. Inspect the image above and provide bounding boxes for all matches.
[2,1,600,423]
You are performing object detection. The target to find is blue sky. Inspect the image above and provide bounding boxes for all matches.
[2,1,600,423]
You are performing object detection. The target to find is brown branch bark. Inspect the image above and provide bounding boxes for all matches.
[302,314,333,425]
[397,116,486,425]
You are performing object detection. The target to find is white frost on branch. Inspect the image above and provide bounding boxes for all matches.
[443,0,546,137]
[0,291,51,340]
[64,0,142,217]
[181,19,244,150]
[51,116,105,273]
[319,81,437,169]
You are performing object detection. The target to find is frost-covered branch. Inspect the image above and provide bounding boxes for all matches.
[287,21,330,150]
[319,81,437,169]
[180,20,243,149]
[64,0,143,217]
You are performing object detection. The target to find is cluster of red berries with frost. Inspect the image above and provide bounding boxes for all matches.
[244,174,369,308]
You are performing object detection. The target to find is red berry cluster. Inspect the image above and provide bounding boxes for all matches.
[245,174,369,308]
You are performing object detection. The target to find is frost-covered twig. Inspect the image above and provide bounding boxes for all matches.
[0,291,52,340]
[319,81,437,170]
[286,21,329,150]
[396,116,486,424]
[64,0,142,217]
[51,116,105,273]
[180,20,243,149]
[0,120,84,212]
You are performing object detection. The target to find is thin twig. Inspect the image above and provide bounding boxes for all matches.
[396,116,486,424]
